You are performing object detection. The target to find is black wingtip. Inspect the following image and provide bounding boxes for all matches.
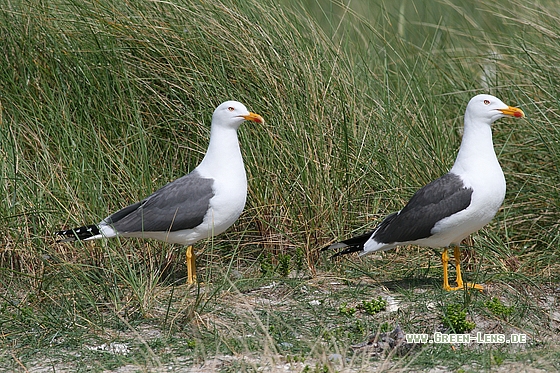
[321,230,374,259]
[321,243,339,252]
[329,245,365,259]
[321,241,364,259]
[54,225,100,242]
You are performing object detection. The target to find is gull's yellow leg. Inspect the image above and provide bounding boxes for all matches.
[454,246,465,288]
[186,245,197,285]
[442,248,453,291]
[454,246,483,291]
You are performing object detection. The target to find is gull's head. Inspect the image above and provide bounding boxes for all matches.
[465,94,525,125]
[212,101,264,130]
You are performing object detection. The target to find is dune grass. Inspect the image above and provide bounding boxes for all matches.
[0,0,559,371]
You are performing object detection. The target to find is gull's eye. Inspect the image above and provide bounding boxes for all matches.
[227,107,235,112]
[483,99,490,105]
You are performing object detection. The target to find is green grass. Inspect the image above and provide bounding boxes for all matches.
[1,0,559,371]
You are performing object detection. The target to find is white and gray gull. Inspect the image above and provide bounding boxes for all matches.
[55,101,264,284]
[323,94,524,291]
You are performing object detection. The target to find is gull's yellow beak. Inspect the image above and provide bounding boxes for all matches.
[499,106,525,118]
[242,112,264,124]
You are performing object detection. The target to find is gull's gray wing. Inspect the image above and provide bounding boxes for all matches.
[105,170,214,233]
[373,172,473,244]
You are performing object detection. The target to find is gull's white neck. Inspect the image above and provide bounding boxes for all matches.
[450,114,500,175]
[197,125,245,179]
[447,104,507,231]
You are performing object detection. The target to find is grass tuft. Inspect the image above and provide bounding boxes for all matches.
[0,0,559,371]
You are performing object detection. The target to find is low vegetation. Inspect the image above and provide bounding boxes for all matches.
[0,0,558,371]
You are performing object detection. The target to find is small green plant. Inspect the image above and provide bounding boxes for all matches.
[294,247,305,272]
[360,297,387,315]
[491,350,507,366]
[286,354,306,363]
[442,304,476,333]
[354,319,366,335]
[338,302,357,317]
[277,253,291,277]
[302,364,329,373]
[259,253,292,277]
[260,254,275,276]
[485,297,514,320]
[379,322,391,333]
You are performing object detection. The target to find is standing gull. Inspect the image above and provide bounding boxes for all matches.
[56,101,264,284]
[323,94,524,291]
